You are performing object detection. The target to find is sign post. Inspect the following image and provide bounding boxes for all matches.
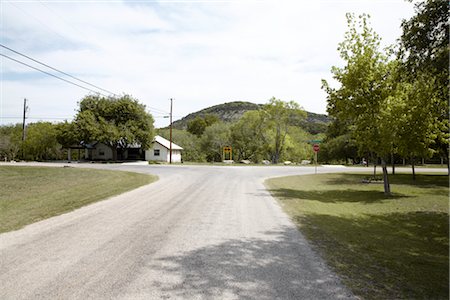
[223,146,232,161]
[313,144,320,174]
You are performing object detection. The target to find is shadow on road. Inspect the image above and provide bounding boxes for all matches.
[148,226,354,299]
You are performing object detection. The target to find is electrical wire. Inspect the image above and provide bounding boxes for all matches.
[0,53,109,96]
[0,43,118,96]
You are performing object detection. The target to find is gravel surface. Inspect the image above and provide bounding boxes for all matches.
[0,163,372,299]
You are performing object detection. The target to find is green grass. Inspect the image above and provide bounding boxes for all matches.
[0,166,157,233]
[266,173,449,300]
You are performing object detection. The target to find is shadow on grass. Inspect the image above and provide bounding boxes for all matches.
[270,188,409,204]
[296,212,449,300]
[324,174,449,189]
[146,227,354,299]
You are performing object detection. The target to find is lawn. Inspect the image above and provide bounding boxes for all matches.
[265,173,449,300]
[0,166,157,233]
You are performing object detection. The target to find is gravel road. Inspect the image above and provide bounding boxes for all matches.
[1,163,363,299]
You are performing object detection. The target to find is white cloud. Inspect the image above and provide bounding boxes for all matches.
[1,0,415,127]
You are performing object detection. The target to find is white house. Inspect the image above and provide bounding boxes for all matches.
[145,135,183,163]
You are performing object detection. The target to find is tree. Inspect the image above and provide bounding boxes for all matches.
[55,121,82,161]
[399,0,449,173]
[187,117,207,137]
[323,14,394,195]
[230,110,270,162]
[390,72,439,179]
[0,124,22,161]
[187,114,219,137]
[229,98,306,163]
[55,121,80,148]
[263,98,306,164]
[200,122,231,162]
[75,95,154,160]
[281,126,311,163]
[22,122,61,161]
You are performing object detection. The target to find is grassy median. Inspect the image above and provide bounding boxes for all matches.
[0,166,157,233]
[266,173,449,300]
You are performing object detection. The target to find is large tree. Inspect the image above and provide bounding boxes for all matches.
[21,122,61,161]
[323,14,394,194]
[75,95,154,160]
[200,122,231,162]
[263,98,306,164]
[399,0,449,173]
[230,98,306,164]
[230,110,270,162]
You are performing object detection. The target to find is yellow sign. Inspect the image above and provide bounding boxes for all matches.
[223,146,232,161]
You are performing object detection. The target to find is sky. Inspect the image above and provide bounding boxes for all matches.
[0,0,416,128]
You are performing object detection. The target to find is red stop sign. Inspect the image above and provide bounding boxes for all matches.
[313,144,320,152]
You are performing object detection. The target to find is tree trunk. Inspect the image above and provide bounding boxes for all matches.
[68,148,72,162]
[391,152,395,175]
[411,157,416,181]
[372,154,377,179]
[382,158,391,196]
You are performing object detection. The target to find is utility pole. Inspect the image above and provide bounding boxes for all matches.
[169,98,173,164]
[22,98,28,141]
[21,98,28,159]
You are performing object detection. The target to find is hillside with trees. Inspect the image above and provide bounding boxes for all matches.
[172,101,329,135]
[158,97,319,163]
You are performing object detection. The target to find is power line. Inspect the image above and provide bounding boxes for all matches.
[148,107,169,114]
[0,53,110,96]
[0,43,118,96]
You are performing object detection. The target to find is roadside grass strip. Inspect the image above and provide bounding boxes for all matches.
[265,173,449,300]
[0,166,157,233]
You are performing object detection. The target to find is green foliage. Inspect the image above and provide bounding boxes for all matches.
[55,121,80,148]
[75,95,154,160]
[281,126,310,162]
[22,122,62,161]
[173,101,328,135]
[324,13,392,157]
[230,110,270,162]
[321,134,358,164]
[263,97,307,163]
[323,13,396,193]
[230,98,307,163]
[186,114,219,137]
[0,124,22,161]
[399,0,449,167]
[157,128,205,162]
[200,122,231,162]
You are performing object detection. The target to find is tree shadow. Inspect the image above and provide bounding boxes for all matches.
[269,188,409,204]
[324,174,449,190]
[146,226,355,299]
[296,212,449,299]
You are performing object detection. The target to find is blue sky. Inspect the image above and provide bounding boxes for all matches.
[1,0,415,128]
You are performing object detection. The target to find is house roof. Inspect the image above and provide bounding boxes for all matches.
[154,135,183,150]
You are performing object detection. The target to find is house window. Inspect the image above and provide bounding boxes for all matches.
[154,149,160,156]
[99,150,105,156]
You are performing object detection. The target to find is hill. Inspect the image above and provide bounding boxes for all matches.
[171,101,330,134]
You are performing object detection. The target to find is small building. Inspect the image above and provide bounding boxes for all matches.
[145,135,183,163]
[84,142,144,161]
